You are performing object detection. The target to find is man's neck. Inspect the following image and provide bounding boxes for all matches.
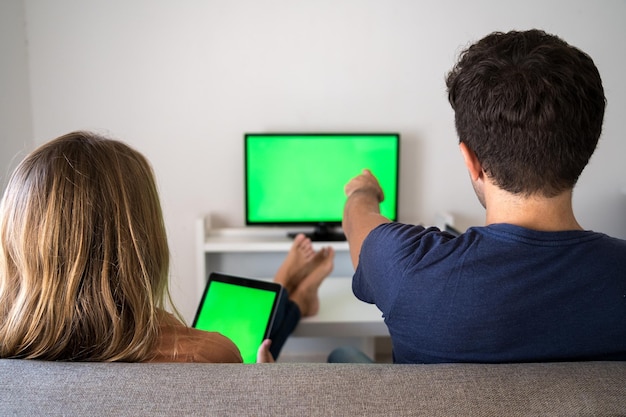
[484,183,583,232]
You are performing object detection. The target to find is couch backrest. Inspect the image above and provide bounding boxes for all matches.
[1,360,625,416]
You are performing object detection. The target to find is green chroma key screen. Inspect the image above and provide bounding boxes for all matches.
[193,280,279,363]
[245,133,399,224]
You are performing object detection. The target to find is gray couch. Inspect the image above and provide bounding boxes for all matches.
[1,359,625,416]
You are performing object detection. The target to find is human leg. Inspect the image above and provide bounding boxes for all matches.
[287,247,334,317]
[273,233,315,294]
[266,290,301,359]
[266,239,335,359]
[327,346,375,363]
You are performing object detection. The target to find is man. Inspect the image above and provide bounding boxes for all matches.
[340,30,626,364]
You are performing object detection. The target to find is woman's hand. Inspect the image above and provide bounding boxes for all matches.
[256,339,275,363]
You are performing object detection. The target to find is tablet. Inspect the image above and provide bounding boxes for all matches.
[192,272,283,363]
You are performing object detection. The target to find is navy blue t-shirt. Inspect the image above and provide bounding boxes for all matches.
[354,222,626,364]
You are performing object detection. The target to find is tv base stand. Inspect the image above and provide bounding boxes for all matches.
[287,229,346,242]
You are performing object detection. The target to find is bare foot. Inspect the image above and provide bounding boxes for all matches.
[273,234,315,294]
[289,247,334,317]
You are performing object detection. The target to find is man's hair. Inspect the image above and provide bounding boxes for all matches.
[446,29,606,197]
[0,132,171,361]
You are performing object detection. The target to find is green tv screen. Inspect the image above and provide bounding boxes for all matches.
[245,133,399,225]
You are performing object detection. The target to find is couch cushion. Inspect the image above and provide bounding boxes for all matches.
[1,360,625,416]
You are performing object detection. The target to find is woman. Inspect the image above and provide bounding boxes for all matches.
[0,131,333,363]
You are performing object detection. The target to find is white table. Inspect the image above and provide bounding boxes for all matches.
[293,277,387,337]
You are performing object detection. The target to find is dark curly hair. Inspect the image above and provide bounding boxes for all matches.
[446,29,606,197]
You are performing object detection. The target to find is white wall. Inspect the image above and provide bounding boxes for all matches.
[0,0,33,192]
[17,0,626,321]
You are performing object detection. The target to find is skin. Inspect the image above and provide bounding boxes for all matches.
[342,169,390,268]
[257,234,335,363]
[457,142,582,232]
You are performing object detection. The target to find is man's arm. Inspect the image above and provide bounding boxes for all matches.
[342,170,391,268]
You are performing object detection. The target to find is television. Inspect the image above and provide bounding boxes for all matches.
[244,133,400,241]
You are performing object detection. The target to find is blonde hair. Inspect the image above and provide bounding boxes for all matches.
[0,132,171,361]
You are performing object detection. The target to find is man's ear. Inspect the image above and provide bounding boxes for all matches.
[459,142,483,181]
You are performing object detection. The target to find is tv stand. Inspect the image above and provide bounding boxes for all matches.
[287,224,346,242]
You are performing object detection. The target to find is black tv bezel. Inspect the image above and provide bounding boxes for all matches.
[244,132,400,234]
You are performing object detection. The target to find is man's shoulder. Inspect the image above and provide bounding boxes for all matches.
[368,221,443,240]
[365,221,626,254]
[479,224,626,245]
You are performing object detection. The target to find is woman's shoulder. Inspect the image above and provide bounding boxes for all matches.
[148,312,243,363]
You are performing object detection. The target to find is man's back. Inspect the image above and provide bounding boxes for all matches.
[341,29,623,365]
[354,222,626,364]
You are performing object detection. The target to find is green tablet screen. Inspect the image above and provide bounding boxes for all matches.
[193,273,282,363]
